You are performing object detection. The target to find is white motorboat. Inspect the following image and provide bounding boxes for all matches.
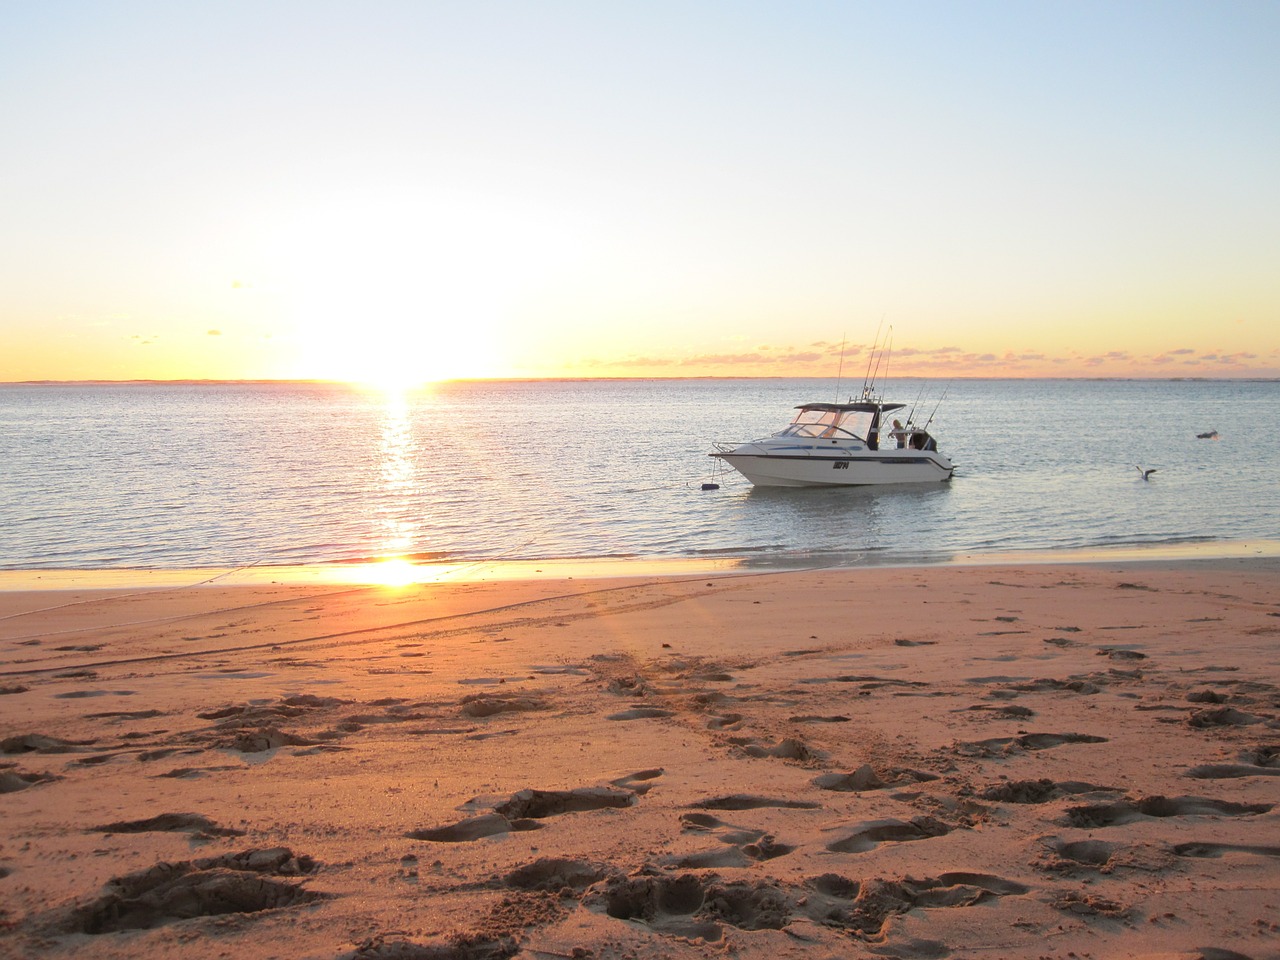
[710,392,954,487]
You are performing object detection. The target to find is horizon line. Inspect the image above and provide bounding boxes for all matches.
[4,375,1278,387]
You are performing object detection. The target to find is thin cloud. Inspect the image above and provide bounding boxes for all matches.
[584,340,1280,378]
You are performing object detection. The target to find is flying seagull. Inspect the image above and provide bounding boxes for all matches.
[1135,465,1157,481]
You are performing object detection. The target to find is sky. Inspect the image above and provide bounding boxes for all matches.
[2,1,1278,384]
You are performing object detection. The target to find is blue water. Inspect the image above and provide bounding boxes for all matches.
[0,379,1275,570]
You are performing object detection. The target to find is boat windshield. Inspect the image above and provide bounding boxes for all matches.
[779,407,873,441]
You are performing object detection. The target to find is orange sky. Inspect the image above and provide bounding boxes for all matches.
[2,4,1277,384]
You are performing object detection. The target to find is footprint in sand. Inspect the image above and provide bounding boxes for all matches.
[0,770,60,793]
[1050,891,1128,918]
[813,765,943,793]
[587,869,1029,946]
[494,786,636,819]
[138,747,203,763]
[1,734,96,754]
[53,690,136,699]
[789,714,851,723]
[530,665,590,676]
[221,726,318,754]
[606,706,675,721]
[199,695,350,724]
[1047,838,1115,868]
[669,811,796,867]
[1184,762,1280,780]
[83,709,165,721]
[813,765,887,792]
[1097,647,1147,661]
[1004,678,1101,695]
[706,712,744,730]
[1246,744,1280,766]
[802,871,1028,941]
[728,736,827,763]
[825,816,953,854]
[1064,795,1273,828]
[501,856,618,892]
[953,732,1108,757]
[1187,689,1229,704]
[458,694,547,718]
[1186,706,1262,728]
[609,768,663,794]
[342,938,517,959]
[979,779,1121,804]
[90,813,245,837]
[152,765,240,780]
[799,674,930,692]
[408,786,639,843]
[1039,837,1172,874]
[407,812,542,843]
[1172,841,1280,860]
[966,703,1036,719]
[57,847,322,934]
[589,873,788,941]
[691,794,821,812]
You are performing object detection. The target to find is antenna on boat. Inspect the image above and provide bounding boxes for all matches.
[833,335,847,403]
[861,319,884,399]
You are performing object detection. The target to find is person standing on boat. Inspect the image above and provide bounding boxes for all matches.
[890,419,909,448]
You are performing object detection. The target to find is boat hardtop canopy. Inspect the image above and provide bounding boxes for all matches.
[794,402,905,414]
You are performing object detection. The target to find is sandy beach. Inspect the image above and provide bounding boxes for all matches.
[2,559,1278,960]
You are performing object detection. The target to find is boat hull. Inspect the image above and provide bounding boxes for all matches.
[712,450,953,487]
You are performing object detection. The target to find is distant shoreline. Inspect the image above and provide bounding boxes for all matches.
[3,375,1278,386]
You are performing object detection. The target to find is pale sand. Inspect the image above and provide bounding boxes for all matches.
[1,560,1278,960]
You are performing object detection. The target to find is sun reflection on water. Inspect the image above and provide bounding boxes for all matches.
[376,389,418,560]
[367,557,421,587]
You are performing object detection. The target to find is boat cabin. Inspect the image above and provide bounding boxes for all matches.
[776,402,938,452]
[779,402,905,447]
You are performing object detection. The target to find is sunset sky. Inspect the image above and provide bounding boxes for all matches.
[2,2,1277,383]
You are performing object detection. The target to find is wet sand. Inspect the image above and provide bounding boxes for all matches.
[2,559,1278,959]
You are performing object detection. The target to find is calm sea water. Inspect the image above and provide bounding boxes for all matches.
[1,379,1275,571]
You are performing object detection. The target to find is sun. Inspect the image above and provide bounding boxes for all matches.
[305,315,492,389]
[266,186,577,385]
[287,258,502,387]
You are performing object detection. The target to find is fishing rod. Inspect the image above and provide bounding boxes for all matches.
[906,381,928,424]
[833,335,847,404]
[867,324,892,396]
[923,384,950,429]
[861,319,884,396]
[880,327,893,396]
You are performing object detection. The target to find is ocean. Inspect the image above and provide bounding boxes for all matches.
[1,378,1275,572]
